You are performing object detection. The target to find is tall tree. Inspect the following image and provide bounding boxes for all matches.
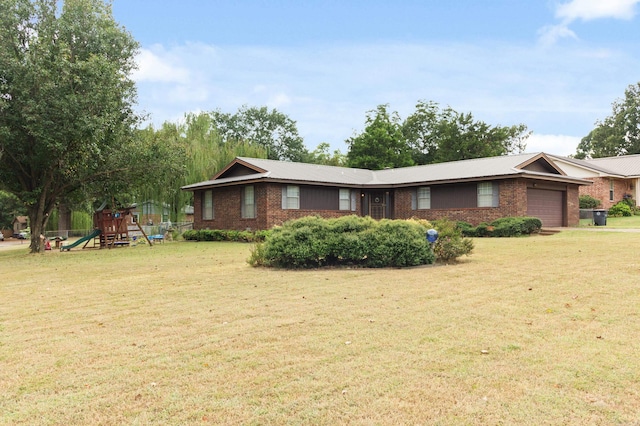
[137,112,268,223]
[346,104,414,170]
[403,100,529,164]
[575,82,640,159]
[0,0,140,253]
[208,105,308,162]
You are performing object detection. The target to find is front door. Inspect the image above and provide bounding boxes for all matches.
[369,192,386,220]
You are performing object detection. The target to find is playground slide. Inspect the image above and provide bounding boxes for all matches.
[60,229,101,251]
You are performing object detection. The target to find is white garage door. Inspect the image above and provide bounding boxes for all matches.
[527,188,563,227]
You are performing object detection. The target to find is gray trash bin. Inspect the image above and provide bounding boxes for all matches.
[593,209,607,226]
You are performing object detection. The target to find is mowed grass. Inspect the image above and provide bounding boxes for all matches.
[2,231,640,425]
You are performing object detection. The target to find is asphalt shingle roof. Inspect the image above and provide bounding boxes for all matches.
[182,153,590,191]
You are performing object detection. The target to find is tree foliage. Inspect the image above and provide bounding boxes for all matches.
[403,100,529,164]
[137,112,267,222]
[346,104,414,170]
[305,142,346,166]
[0,190,26,229]
[575,82,640,159]
[208,105,308,162]
[346,101,529,169]
[0,0,142,252]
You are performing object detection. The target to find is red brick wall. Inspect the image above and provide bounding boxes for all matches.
[567,185,580,226]
[193,183,360,231]
[579,177,631,209]
[263,183,360,228]
[191,179,582,230]
[393,179,527,225]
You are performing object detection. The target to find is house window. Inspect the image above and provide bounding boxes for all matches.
[242,185,256,219]
[417,187,431,209]
[202,190,214,220]
[282,185,300,209]
[610,180,614,202]
[339,189,351,210]
[477,182,494,207]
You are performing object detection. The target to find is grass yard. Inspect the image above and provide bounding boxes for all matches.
[2,231,640,425]
[580,214,640,228]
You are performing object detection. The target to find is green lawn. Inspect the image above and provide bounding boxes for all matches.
[579,214,640,228]
[2,232,640,424]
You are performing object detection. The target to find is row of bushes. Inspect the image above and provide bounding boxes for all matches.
[457,217,542,237]
[580,195,639,217]
[182,229,270,242]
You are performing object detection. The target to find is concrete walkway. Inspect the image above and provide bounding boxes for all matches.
[544,227,640,233]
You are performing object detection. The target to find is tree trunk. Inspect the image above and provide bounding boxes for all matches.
[27,200,52,254]
[28,210,45,254]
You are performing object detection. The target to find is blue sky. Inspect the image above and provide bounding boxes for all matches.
[112,0,640,157]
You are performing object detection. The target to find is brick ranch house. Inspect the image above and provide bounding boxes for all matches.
[550,154,640,210]
[181,153,592,231]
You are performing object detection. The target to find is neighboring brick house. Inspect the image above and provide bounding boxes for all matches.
[182,153,591,230]
[550,154,640,209]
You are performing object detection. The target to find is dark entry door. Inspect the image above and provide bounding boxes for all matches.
[369,192,386,220]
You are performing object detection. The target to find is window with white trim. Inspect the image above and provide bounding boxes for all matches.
[417,187,431,209]
[339,189,351,210]
[477,182,493,207]
[242,185,256,218]
[283,185,300,209]
[202,190,214,220]
[610,179,614,202]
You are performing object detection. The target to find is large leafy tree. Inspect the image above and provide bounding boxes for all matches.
[208,105,308,162]
[575,82,640,159]
[346,104,414,170]
[403,100,529,164]
[0,0,141,253]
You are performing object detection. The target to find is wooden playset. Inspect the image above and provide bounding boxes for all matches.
[61,206,153,251]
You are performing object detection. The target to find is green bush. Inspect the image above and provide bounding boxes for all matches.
[182,229,269,242]
[579,195,601,209]
[253,215,435,269]
[608,202,633,217]
[431,218,474,263]
[460,217,542,237]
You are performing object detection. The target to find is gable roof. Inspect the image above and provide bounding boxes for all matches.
[182,153,590,191]
[549,154,640,178]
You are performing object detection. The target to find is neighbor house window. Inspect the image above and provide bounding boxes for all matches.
[241,185,256,219]
[202,190,214,220]
[477,182,493,207]
[282,185,300,209]
[417,187,431,209]
[339,189,351,210]
[610,180,614,201]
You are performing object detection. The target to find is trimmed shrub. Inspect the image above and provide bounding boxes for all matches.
[608,202,632,217]
[363,219,435,268]
[253,215,436,269]
[460,216,542,237]
[579,195,601,209]
[182,229,269,242]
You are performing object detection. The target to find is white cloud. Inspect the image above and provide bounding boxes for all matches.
[556,0,640,22]
[132,47,190,83]
[537,24,578,46]
[539,0,639,45]
[525,134,581,156]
